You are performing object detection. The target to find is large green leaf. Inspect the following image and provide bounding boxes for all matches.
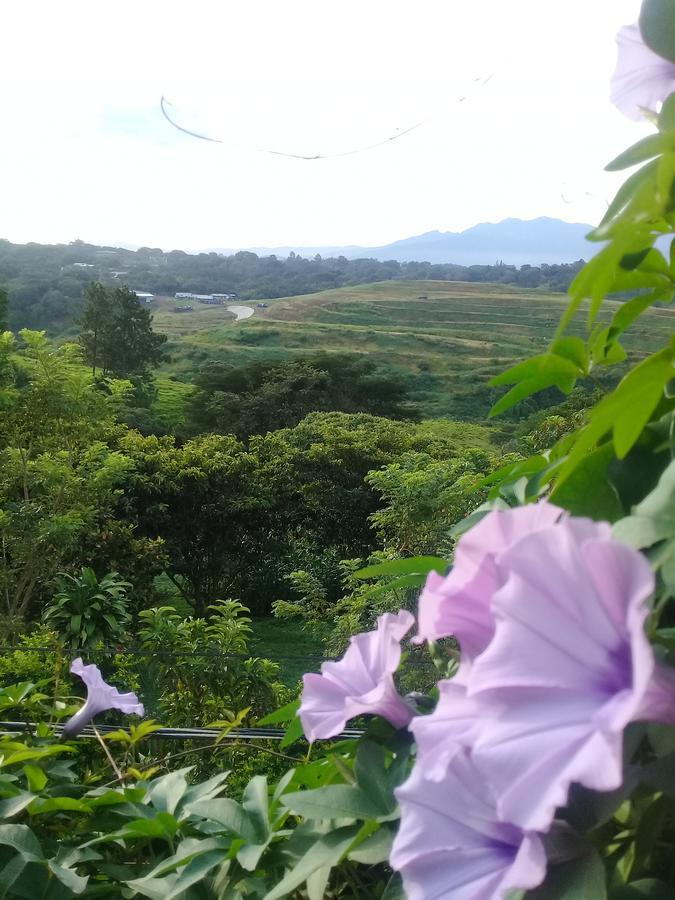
[127,850,226,900]
[347,823,393,864]
[527,850,606,898]
[263,825,361,900]
[46,861,88,894]
[354,741,398,816]
[355,556,448,579]
[606,133,675,171]
[555,345,675,488]
[281,784,387,821]
[185,797,258,842]
[0,793,35,820]
[257,699,300,727]
[147,768,190,816]
[550,443,623,521]
[613,459,675,548]
[242,776,270,842]
[0,824,43,861]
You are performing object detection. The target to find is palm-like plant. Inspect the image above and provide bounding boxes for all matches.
[45,568,131,650]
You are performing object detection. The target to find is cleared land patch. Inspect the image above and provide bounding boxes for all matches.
[153,281,675,420]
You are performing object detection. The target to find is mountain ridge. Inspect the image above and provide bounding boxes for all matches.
[211,217,595,267]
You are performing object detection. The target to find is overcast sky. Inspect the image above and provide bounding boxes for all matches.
[0,0,651,252]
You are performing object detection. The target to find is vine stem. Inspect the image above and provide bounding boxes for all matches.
[92,723,124,782]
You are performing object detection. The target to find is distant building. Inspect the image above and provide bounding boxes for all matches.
[132,291,154,304]
[175,291,236,302]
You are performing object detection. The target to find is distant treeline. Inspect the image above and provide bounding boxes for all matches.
[0,237,586,333]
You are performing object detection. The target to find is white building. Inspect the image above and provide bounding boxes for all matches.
[132,291,154,304]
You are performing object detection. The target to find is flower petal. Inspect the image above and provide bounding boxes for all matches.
[299,609,414,740]
[391,750,546,900]
[611,23,675,120]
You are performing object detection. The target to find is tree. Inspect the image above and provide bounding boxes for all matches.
[187,355,411,439]
[79,283,167,379]
[79,282,111,376]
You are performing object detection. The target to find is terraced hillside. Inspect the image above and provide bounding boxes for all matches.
[153,281,675,420]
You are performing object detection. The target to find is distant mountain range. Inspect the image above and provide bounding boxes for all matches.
[213,217,595,267]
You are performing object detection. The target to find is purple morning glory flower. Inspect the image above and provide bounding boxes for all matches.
[416,501,568,660]
[299,610,414,741]
[463,523,675,832]
[611,23,675,121]
[409,679,486,781]
[62,658,144,738]
[391,749,546,900]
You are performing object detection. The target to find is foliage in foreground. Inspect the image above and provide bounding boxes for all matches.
[1,6,675,898]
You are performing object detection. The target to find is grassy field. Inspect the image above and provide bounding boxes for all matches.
[248,618,327,687]
[149,281,675,420]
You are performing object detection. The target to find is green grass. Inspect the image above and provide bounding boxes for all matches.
[148,281,675,421]
[249,618,328,687]
[154,376,195,426]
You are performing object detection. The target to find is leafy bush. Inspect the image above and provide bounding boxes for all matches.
[44,568,131,650]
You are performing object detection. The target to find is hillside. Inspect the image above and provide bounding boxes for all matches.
[152,280,675,421]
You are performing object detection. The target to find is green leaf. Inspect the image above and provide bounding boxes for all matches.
[281,784,386,821]
[610,880,674,899]
[47,861,88,894]
[257,699,300,726]
[22,766,46,793]
[363,572,430,597]
[556,345,675,488]
[30,796,92,816]
[126,850,226,900]
[355,556,448,579]
[613,459,675,548]
[131,837,230,880]
[242,775,270,842]
[354,741,397,816]
[347,823,393,864]
[280,715,304,750]
[147,768,189,815]
[641,0,675,65]
[306,866,331,900]
[0,793,35,820]
[550,443,623,521]
[606,133,675,171]
[550,336,588,370]
[185,798,258,842]
[488,353,581,417]
[263,825,360,900]
[527,849,606,898]
[0,824,43,861]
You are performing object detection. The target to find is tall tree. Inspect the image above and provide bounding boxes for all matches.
[80,283,167,378]
[79,282,111,376]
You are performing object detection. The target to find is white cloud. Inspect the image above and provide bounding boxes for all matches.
[0,0,650,250]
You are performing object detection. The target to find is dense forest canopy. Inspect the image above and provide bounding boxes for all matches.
[0,237,586,333]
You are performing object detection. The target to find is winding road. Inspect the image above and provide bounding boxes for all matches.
[227,305,255,320]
